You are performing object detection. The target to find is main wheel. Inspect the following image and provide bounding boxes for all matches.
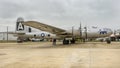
[63,39,69,45]
[70,38,75,44]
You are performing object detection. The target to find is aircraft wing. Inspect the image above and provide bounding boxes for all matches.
[23,21,66,34]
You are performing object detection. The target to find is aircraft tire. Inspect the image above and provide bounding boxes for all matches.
[70,40,75,44]
[63,39,69,45]
[70,38,75,44]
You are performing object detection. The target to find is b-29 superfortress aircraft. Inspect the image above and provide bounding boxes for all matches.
[16,17,113,44]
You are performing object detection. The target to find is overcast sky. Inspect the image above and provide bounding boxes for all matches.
[0,0,120,31]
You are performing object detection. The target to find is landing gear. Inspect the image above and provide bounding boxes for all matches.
[106,38,111,44]
[63,39,69,45]
[17,37,23,43]
[70,38,75,44]
[63,38,76,45]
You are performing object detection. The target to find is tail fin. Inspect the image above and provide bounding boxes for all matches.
[16,17,24,31]
[15,17,32,33]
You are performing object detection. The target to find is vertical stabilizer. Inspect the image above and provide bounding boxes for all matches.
[16,17,25,33]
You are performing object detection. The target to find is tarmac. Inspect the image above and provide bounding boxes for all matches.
[0,42,120,68]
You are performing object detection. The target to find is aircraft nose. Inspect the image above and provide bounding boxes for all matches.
[102,28,113,34]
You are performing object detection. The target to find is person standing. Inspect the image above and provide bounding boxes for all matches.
[53,38,56,45]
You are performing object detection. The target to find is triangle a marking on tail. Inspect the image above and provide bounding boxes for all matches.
[17,22,24,31]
